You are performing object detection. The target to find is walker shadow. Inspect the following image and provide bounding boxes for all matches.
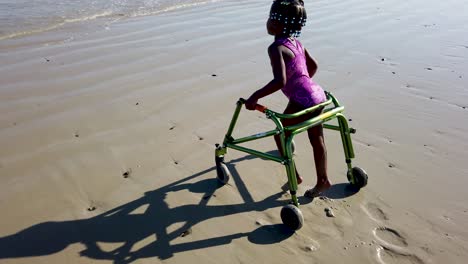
[0,153,295,263]
[321,183,360,200]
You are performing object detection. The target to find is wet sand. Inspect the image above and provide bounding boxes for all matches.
[1,0,468,263]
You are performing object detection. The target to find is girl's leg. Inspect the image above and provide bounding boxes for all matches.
[304,124,331,197]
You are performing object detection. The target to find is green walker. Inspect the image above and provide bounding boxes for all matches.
[215,91,368,230]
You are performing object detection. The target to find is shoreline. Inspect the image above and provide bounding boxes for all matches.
[1,0,467,263]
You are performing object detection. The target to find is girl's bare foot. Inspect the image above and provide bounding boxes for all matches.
[304,180,331,198]
[280,174,304,192]
[296,174,303,185]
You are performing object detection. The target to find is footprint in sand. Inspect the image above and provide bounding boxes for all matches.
[362,202,389,222]
[373,227,408,247]
[364,204,425,263]
[373,227,425,264]
[377,246,424,264]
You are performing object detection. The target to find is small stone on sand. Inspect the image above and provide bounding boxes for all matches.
[325,207,335,217]
[123,171,130,178]
[87,206,96,211]
[305,245,318,252]
[180,228,192,237]
[319,196,332,201]
[212,74,217,77]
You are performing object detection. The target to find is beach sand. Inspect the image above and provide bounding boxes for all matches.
[1,0,468,263]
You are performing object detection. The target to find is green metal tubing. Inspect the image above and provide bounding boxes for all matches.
[284,136,299,206]
[226,143,284,163]
[326,91,341,107]
[274,98,333,119]
[323,124,340,131]
[219,91,351,207]
[336,114,355,160]
[288,107,345,136]
[230,129,279,145]
[225,100,244,140]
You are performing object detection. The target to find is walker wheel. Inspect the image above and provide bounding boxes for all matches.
[216,162,231,185]
[280,204,304,230]
[347,167,368,189]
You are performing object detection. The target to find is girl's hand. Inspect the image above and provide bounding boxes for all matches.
[245,96,258,110]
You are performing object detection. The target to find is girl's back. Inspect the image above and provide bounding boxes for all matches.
[275,37,326,108]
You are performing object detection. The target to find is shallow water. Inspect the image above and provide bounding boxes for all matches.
[0,0,221,40]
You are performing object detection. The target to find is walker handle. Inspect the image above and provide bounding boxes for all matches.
[239,98,268,113]
[255,104,267,113]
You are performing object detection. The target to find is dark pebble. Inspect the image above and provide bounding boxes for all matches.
[392,72,396,74]
[212,74,217,77]
[381,58,385,61]
[430,97,434,100]
[169,126,175,130]
[75,134,79,138]
[87,206,96,211]
[198,137,204,140]
[388,163,395,168]
[136,102,139,105]
[426,67,433,71]
[45,58,50,62]
[180,228,192,237]
[123,171,130,178]
[348,118,352,122]
[174,161,179,165]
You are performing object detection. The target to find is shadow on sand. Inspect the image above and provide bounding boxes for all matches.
[0,151,357,263]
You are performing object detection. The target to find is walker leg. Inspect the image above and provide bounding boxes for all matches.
[336,113,368,188]
[284,136,299,206]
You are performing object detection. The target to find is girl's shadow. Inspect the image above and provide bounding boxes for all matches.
[0,152,302,263]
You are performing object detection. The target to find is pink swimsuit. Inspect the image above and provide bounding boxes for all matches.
[275,38,326,108]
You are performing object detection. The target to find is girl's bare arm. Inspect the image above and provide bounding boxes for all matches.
[245,44,287,109]
[305,48,318,78]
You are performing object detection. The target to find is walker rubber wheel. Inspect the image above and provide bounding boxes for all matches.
[347,167,368,189]
[216,162,231,185]
[280,204,304,230]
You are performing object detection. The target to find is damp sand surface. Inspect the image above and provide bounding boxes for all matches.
[1,0,468,263]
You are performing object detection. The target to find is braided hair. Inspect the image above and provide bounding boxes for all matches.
[269,0,307,37]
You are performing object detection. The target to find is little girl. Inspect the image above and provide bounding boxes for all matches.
[245,0,330,198]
